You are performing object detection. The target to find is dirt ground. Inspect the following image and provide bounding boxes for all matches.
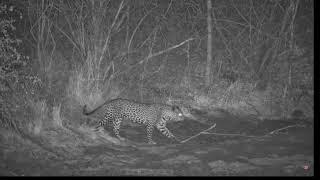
[0,109,314,176]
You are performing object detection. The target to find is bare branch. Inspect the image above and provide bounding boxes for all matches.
[216,19,277,39]
[181,123,216,143]
[258,1,294,75]
[111,38,195,79]
[269,124,305,135]
[164,0,172,17]
[211,8,233,62]
[142,38,195,60]
[98,0,125,64]
[52,23,81,54]
[180,123,307,144]
[231,0,250,25]
[128,7,157,52]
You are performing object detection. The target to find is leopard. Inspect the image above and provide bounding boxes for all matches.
[83,98,184,144]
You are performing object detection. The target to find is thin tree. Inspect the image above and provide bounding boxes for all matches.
[205,0,213,86]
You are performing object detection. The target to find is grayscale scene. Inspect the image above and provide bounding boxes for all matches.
[0,0,314,176]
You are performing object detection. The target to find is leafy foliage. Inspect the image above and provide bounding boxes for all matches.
[0,3,28,80]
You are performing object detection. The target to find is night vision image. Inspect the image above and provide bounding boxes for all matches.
[0,0,314,176]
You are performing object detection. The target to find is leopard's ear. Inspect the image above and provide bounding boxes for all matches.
[171,105,181,112]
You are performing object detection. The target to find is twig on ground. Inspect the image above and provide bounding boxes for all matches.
[200,132,266,138]
[268,124,306,135]
[181,123,216,143]
[180,123,307,143]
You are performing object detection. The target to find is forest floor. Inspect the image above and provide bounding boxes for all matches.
[0,109,314,176]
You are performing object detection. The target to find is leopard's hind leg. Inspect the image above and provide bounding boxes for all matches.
[146,123,156,144]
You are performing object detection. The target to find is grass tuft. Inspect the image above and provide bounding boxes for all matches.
[28,99,48,135]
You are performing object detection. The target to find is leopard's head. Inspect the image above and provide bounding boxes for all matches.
[163,105,184,122]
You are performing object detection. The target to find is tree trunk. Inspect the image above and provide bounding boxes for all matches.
[205,0,213,86]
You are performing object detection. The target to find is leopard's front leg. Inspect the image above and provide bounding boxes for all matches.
[156,121,180,143]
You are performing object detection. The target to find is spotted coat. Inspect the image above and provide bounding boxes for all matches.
[83,99,184,144]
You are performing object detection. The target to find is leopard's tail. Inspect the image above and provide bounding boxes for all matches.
[83,102,107,115]
[83,99,121,116]
[83,104,98,115]
[83,105,89,115]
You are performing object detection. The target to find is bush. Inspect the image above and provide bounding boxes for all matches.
[0,3,27,80]
[0,2,29,132]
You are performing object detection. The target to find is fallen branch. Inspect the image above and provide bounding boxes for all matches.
[268,124,306,135]
[180,123,307,143]
[180,123,216,143]
[201,132,266,138]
